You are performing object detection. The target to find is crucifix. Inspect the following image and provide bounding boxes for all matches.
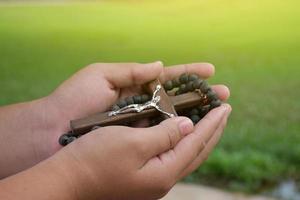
[59,74,221,146]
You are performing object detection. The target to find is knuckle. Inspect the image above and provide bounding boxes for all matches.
[161,123,180,148]
[196,142,205,157]
[130,64,144,84]
[202,149,210,162]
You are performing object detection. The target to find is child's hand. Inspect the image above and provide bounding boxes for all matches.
[0,62,231,199]
[46,62,231,199]
[48,62,230,152]
[51,103,231,200]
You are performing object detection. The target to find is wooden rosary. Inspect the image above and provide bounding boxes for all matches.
[59,73,222,146]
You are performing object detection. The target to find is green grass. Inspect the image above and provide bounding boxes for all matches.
[1,0,300,192]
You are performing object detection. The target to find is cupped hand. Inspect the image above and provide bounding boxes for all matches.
[47,61,229,136]
[52,104,231,200]
[32,61,230,164]
[44,62,231,200]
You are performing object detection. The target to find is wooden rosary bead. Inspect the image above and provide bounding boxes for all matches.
[188,74,199,82]
[125,96,135,105]
[186,81,194,92]
[133,95,142,104]
[179,84,187,93]
[210,99,222,109]
[199,105,210,115]
[172,77,181,87]
[117,99,127,108]
[200,81,210,93]
[190,114,201,124]
[59,134,69,146]
[192,79,203,89]
[112,105,120,111]
[66,136,77,144]
[189,108,200,116]
[163,80,173,91]
[141,94,150,103]
[207,90,218,101]
[179,73,189,84]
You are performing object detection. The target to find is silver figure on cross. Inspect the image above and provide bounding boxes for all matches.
[108,85,174,118]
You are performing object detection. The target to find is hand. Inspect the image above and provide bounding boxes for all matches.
[47,62,230,151]
[45,62,231,200]
[0,61,230,178]
[0,102,231,200]
[50,104,231,200]
[0,62,231,199]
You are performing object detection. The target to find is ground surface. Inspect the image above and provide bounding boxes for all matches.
[162,183,276,200]
[0,0,300,193]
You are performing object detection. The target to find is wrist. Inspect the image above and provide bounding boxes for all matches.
[31,96,69,157]
[0,96,69,178]
[0,152,86,200]
[27,97,99,199]
[51,147,101,200]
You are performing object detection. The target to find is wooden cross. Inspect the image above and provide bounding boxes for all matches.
[69,79,205,136]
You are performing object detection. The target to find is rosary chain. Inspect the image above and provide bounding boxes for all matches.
[59,73,222,146]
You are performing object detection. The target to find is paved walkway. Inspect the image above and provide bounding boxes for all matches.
[161,183,276,200]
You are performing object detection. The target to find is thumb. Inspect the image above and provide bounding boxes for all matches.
[136,117,194,160]
[100,61,164,88]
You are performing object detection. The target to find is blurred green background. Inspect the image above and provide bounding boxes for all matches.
[0,0,299,193]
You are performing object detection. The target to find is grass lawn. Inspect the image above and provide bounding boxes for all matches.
[1,0,300,192]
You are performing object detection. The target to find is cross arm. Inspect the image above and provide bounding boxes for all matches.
[70,92,203,135]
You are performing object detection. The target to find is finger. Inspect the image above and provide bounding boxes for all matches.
[159,63,215,83]
[135,117,194,160]
[178,106,231,179]
[156,104,230,176]
[211,85,230,101]
[91,61,163,88]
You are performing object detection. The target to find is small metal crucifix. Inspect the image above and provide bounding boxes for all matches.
[68,79,205,135]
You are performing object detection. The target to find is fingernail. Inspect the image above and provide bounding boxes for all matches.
[154,61,163,66]
[176,117,194,136]
[144,61,163,69]
[222,103,232,116]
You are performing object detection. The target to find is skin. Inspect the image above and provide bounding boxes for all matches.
[0,62,231,200]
